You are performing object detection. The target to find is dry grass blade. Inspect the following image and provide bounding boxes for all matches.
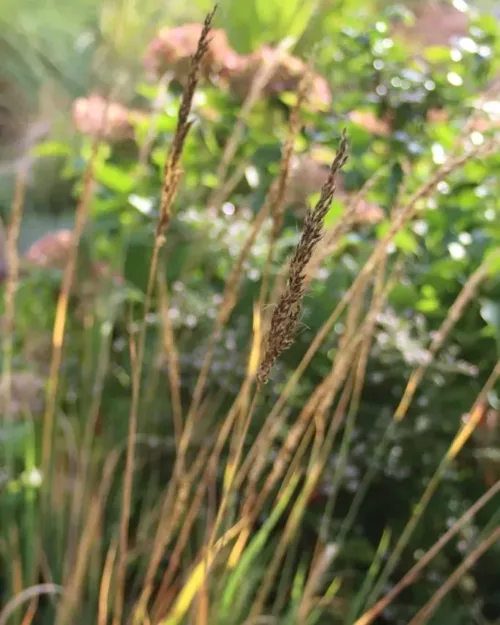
[138,316,263,620]
[238,258,395,583]
[365,360,500,609]
[0,585,63,625]
[354,479,500,625]
[407,526,500,625]
[305,165,389,284]
[158,271,183,448]
[98,542,118,625]
[56,451,120,625]
[257,130,349,386]
[271,67,312,241]
[133,449,209,621]
[41,141,97,474]
[394,259,490,422]
[239,138,492,480]
[252,267,398,615]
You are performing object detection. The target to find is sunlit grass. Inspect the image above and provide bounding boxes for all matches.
[2,5,500,625]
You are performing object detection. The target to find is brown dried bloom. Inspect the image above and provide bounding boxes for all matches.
[348,110,392,137]
[144,23,240,83]
[24,229,74,270]
[144,23,332,109]
[23,229,123,297]
[72,94,146,142]
[285,154,331,207]
[0,370,45,418]
[427,108,450,124]
[257,130,349,385]
[393,2,469,49]
[226,46,332,110]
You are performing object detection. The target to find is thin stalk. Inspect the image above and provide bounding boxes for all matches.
[407,527,500,625]
[354,479,500,625]
[366,360,500,609]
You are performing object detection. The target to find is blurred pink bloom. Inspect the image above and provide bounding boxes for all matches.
[72,94,146,142]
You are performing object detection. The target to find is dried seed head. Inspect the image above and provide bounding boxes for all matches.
[158,7,217,236]
[257,130,349,385]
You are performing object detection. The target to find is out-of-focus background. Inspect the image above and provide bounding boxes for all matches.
[2,1,500,624]
[1,0,498,246]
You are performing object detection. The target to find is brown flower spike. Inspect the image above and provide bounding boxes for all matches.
[157,7,217,238]
[257,130,349,386]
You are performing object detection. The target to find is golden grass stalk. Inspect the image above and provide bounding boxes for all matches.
[249,265,398,618]
[41,139,98,474]
[298,262,389,624]
[115,11,216,625]
[133,308,263,620]
[336,255,497,554]
[141,313,263,619]
[236,137,493,489]
[314,256,390,546]
[183,71,316,443]
[231,261,394,602]
[334,258,499,611]
[97,541,118,625]
[56,450,120,625]
[304,165,389,284]
[135,449,211,621]
[270,67,312,242]
[257,130,349,386]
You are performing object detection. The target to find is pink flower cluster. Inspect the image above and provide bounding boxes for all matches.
[144,24,332,110]
[72,94,146,142]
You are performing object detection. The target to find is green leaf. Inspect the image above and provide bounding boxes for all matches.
[31,141,71,158]
[393,228,419,254]
[424,46,452,65]
[485,248,500,277]
[480,299,500,340]
[417,298,440,313]
[324,199,345,227]
[390,283,419,308]
[219,474,300,618]
[94,163,135,194]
